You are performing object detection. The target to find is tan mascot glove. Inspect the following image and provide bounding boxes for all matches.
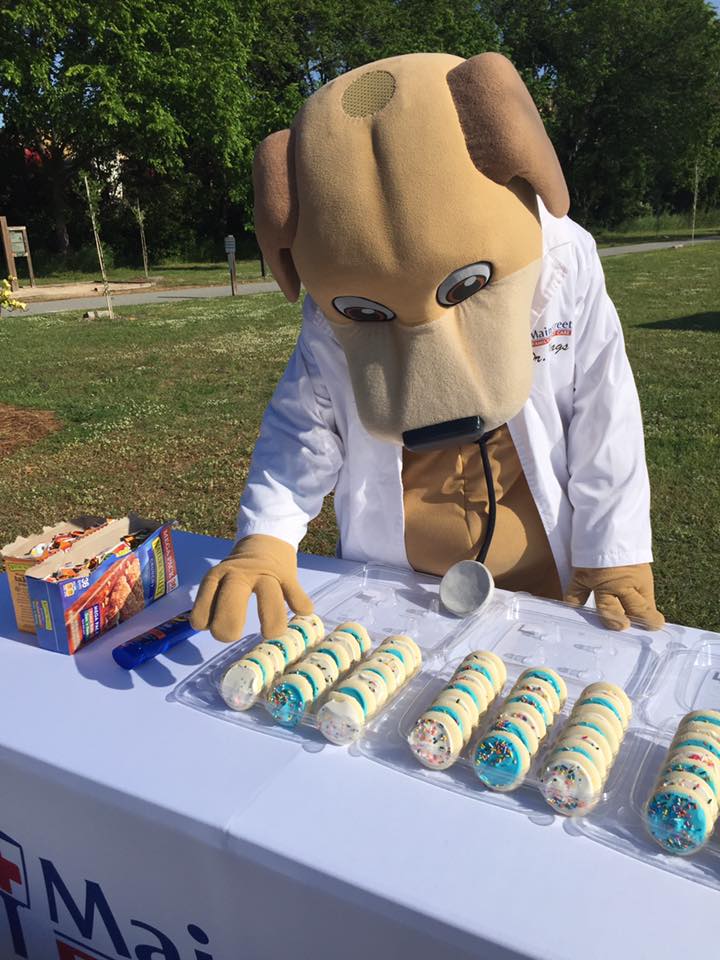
[190,534,314,642]
[564,563,665,632]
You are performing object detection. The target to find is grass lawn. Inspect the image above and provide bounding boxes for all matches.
[27,259,267,288]
[1,244,718,630]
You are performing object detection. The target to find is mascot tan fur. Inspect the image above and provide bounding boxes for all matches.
[192,52,664,641]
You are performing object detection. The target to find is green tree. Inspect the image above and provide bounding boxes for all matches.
[0,0,259,254]
[481,0,720,224]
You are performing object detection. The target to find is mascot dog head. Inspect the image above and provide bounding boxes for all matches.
[253,52,569,449]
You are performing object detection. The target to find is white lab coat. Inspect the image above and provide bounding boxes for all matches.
[237,202,653,593]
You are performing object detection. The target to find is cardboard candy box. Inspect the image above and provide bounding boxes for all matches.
[2,516,178,654]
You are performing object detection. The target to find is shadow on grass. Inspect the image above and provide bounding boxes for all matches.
[641,311,720,332]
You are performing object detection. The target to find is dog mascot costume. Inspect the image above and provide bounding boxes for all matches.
[191,52,665,642]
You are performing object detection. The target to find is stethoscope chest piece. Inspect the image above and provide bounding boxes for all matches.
[439,560,495,618]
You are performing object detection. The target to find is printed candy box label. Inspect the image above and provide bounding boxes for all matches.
[26,522,177,655]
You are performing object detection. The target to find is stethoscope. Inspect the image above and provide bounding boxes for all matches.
[439,430,497,617]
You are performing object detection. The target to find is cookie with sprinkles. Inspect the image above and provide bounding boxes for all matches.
[453,668,495,708]
[317,691,366,744]
[516,667,567,709]
[510,675,560,717]
[409,710,464,769]
[220,659,265,711]
[581,681,632,721]
[474,729,531,791]
[645,785,716,855]
[541,749,603,815]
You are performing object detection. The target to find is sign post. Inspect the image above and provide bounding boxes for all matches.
[224,235,237,296]
[0,217,18,290]
[9,226,35,286]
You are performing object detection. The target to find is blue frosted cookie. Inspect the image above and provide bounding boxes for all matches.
[474,730,530,792]
[267,673,314,728]
[646,786,714,855]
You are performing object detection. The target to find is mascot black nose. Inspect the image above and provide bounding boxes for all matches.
[402,416,486,451]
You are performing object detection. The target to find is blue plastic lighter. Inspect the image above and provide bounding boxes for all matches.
[112,611,195,669]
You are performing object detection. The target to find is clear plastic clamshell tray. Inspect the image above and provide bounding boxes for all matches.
[358,591,664,824]
[169,563,507,748]
[573,634,720,890]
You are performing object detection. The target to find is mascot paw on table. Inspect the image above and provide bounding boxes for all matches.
[191,52,664,642]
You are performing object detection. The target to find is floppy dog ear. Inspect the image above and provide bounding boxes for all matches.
[447,53,569,218]
[253,129,300,301]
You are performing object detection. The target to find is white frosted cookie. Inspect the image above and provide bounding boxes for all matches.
[517,668,568,709]
[505,689,554,730]
[335,621,371,654]
[439,685,480,729]
[656,772,718,822]
[294,613,325,640]
[336,677,377,718]
[409,710,463,769]
[446,676,489,715]
[293,661,328,699]
[372,651,407,685]
[453,668,495,707]
[553,736,609,781]
[461,652,505,693]
[570,705,623,753]
[220,659,264,710]
[362,658,398,695]
[376,639,415,677]
[681,709,720,733]
[317,639,352,673]
[510,678,558,719]
[663,746,720,798]
[383,635,422,671]
[318,692,366,744]
[674,721,720,753]
[492,711,540,756]
[433,691,474,743]
[245,647,279,687]
[576,690,628,731]
[265,631,301,666]
[514,673,561,715]
[541,747,603,815]
[355,668,389,708]
[287,617,316,649]
[305,650,340,687]
[500,700,548,742]
[254,642,286,677]
[330,629,363,663]
[561,722,613,769]
[582,682,632,722]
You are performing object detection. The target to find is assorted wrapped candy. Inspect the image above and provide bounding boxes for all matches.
[317,634,422,745]
[474,667,567,792]
[408,650,505,770]
[645,709,720,855]
[541,681,631,815]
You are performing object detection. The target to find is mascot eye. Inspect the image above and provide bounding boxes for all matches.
[332,296,395,322]
[437,262,493,306]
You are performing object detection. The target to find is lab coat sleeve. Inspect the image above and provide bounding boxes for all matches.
[566,238,653,568]
[236,322,344,549]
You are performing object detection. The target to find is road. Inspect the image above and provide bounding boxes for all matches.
[17,236,720,316]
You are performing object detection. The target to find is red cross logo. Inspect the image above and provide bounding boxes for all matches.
[0,848,21,894]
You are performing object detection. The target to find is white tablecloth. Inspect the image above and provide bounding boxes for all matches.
[0,531,717,960]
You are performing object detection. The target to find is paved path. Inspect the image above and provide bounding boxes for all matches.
[18,236,719,316]
[599,236,719,257]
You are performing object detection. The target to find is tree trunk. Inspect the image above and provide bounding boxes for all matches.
[48,146,70,256]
